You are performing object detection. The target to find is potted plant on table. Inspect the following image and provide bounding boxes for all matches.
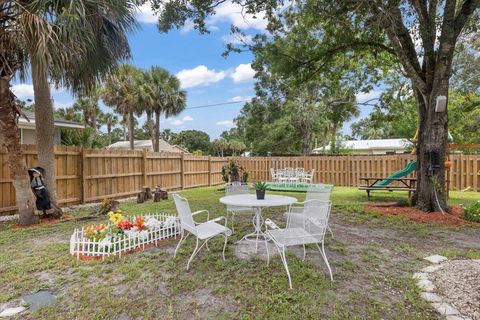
[254,181,267,200]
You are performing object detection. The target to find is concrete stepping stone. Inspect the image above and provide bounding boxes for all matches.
[417,279,435,292]
[21,291,56,311]
[420,292,442,303]
[424,254,448,264]
[421,264,443,273]
[431,302,460,316]
[0,307,26,318]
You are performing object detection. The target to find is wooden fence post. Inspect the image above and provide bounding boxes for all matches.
[81,148,87,203]
[208,156,212,186]
[347,154,351,187]
[180,152,185,189]
[142,149,147,187]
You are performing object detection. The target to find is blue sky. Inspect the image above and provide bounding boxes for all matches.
[11,2,379,140]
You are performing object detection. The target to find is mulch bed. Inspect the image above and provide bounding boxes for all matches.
[9,213,76,229]
[366,202,469,226]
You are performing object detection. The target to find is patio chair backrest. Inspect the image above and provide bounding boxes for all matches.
[270,168,276,180]
[173,194,197,235]
[303,200,332,240]
[225,184,250,210]
[306,184,332,201]
[285,167,294,177]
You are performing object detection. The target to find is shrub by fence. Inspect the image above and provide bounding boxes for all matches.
[1,146,479,215]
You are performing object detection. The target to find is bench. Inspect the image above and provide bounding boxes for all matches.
[359,177,417,200]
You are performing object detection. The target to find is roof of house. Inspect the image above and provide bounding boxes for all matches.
[19,112,84,129]
[105,139,189,153]
[313,138,412,152]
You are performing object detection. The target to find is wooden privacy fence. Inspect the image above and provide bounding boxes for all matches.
[0,145,229,215]
[2,147,480,215]
[234,154,480,192]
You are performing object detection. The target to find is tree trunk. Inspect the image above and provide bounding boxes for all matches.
[147,111,155,149]
[154,110,160,152]
[0,78,38,225]
[31,60,62,217]
[411,84,449,212]
[129,111,135,150]
[122,115,128,141]
[107,125,112,145]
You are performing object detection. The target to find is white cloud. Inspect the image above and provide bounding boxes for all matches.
[135,3,158,24]
[11,83,65,101]
[356,90,382,103]
[54,101,73,110]
[222,34,253,45]
[180,20,195,34]
[228,95,253,102]
[230,63,255,83]
[216,120,236,128]
[167,115,194,126]
[208,2,268,31]
[11,84,35,100]
[176,65,227,89]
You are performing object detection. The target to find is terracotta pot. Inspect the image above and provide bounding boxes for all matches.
[444,161,453,169]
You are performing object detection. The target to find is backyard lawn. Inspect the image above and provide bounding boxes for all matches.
[0,187,479,319]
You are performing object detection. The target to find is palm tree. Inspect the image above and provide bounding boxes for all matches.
[160,129,174,142]
[147,67,169,152]
[144,67,187,152]
[102,65,143,150]
[73,96,102,129]
[137,70,155,146]
[101,113,119,145]
[55,107,82,123]
[0,1,137,223]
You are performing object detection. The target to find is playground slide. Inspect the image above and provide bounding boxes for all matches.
[373,161,417,187]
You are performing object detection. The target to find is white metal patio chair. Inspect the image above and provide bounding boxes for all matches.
[277,168,289,185]
[301,169,315,184]
[285,185,334,239]
[265,201,333,289]
[173,193,232,270]
[270,168,279,183]
[225,183,254,233]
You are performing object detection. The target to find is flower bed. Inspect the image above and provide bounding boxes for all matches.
[70,212,179,260]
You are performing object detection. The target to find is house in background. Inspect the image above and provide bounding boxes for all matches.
[106,139,190,153]
[18,112,84,144]
[312,138,412,155]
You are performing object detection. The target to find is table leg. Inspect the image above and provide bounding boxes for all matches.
[238,207,270,255]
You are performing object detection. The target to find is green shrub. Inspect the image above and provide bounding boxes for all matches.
[461,201,480,222]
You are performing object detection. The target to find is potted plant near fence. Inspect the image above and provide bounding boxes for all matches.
[254,182,267,200]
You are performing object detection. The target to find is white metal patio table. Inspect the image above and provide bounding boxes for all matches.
[219,194,297,253]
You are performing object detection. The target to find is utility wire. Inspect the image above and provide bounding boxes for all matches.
[185,100,250,110]
[185,97,380,110]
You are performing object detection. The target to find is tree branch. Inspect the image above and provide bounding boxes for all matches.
[453,0,480,37]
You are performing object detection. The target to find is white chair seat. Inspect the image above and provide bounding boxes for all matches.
[268,228,319,246]
[196,221,231,240]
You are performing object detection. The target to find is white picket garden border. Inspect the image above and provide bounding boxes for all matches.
[70,213,180,260]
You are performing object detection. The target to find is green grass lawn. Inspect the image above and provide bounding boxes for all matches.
[0,187,478,319]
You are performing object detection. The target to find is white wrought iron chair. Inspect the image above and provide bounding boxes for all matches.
[270,168,279,183]
[265,200,333,288]
[225,183,254,233]
[277,168,288,185]
[173,194,232,270]
[286,185,335,238]
[301,169,315,184]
